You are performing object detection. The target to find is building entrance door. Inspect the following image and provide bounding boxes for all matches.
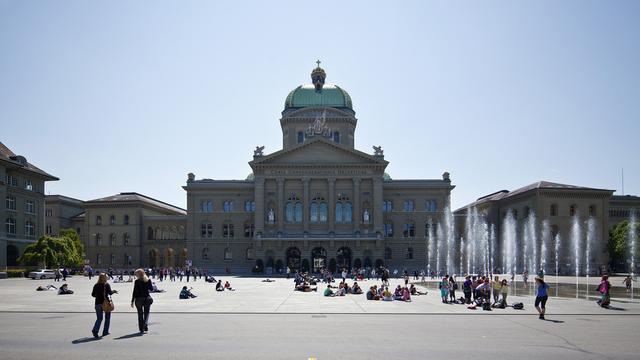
[286,247,301,271]
[311,247,327,273]
[336,247,352,270]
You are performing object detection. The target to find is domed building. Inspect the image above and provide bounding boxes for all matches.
[183,63,455,274]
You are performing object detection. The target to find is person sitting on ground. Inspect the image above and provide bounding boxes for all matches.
[324,285,335,297]
[343,282,351,293]
[224,281,235,291]
[58,283,74,295]
[410,284,427,295]
[150,281,165,293]
[336,282,346,296]
[366,286,377,300]
[216,280,225,291]
[206,275,217,283]
[402,287,412,302]
[179,286,197,299]
[262,278,275,282]
[36,284,57,291]
[475,279,491,303]
[394,285,404,300]
[351,282,363,294]
[382,286,394,301]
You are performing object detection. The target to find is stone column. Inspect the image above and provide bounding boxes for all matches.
[277,178,284,231]
[328,178,335,232]
[255,177,265,234]
[353,178,361,233]
[303,177,310,232]
[373,177,383,234]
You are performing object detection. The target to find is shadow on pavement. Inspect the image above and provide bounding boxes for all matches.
[72,337,101,344]
[114,332,143,340]
[544,319,565,323]
[603,306,626,311]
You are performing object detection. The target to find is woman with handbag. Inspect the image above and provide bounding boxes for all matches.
[131,268,154,334]
[91,273,117,338]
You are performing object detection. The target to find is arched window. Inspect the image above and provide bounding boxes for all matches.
[224,247,232,260]
[123,233,130,247]
[383,200,393,212]
[109,215,115,225]
[124,215,130,225]
[294,202,302,223]
[403,200,415,212]
[319,202,328,223]
[246,247,255,260]
[96,216,102,225]
[589,205,596,217]
[297,131,304,144]
[223,223,234,238]
[95,233,102,246]
[384,247,392,260]
[109,233,116,247]
[244,223,255,238]
[343,202,352,223]
[310,202,319,223]
[406,247,414,260]
[425,200,437,212]
[333,131,340,143]
[569,205,577,217]
[384,222,393,237]
[97,253,102,265]
[285,202,294,222]
[550,204,558,216]
[110,253,116,265]
[202,248,209,260]
[223,201,234,212]
[335,203,343,223]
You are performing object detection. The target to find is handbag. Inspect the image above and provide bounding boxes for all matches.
[102,285,114,312]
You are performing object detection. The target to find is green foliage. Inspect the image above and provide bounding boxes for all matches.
[608,220,639,265]
[19,229,84,268]
[6,269,28,278]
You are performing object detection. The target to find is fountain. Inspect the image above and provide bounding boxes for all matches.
[554,232,561,297]
[427,219,436,278]
[541,219,550,276]
[436,222,443,276]
[489,224,496,278]
[502,209,517,295]
[571,214,581,298]
[586,217,597,299]
[523,211,538,291]
[459,236,464,277]
[630,210,637,300]
[443,204,455,276]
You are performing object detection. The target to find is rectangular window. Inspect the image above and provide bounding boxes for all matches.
[201,223,213,238]
[223,201,234,212]
[426,200,437,212]
[25,221,34,236]
[45,209,53,217]
[46,225,53,234]
[403,223,415,238]
[25,180,33,191]
[403,200,415,212]
[384,223,393,237]
[383,200,393,212]
[6,218,16,234]
[25,200,34,214]
[5,196,16,210]
[6,175,18,187]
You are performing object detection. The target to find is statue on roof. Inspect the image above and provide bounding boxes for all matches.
[373,146,383,156]
[254,146,265,157]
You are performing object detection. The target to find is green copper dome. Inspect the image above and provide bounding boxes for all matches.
[284,84,353,110]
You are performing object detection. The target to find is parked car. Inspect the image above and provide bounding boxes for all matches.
[29,269,56,279]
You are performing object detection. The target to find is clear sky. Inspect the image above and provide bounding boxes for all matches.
[1,1,639,210]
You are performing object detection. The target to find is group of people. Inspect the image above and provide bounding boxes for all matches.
[36,283,73,294]
[323,281,363,296]
[365,284,423,301]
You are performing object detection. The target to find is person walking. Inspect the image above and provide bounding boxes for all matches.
[623,275,633,293]
[91,273,118,338]
[534,277,549,320]
[131,268,153,334]
[597,275,611,307]
[449,276,457,302]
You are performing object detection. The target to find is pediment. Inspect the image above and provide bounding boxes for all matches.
[251,138,384,166]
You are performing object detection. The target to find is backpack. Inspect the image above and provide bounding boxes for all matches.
[453,283,459,290]
[512,302,524,310]
[482,302,492,311]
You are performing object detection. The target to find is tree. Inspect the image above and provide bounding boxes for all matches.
[608,220,639,271]
[19,230,84,268]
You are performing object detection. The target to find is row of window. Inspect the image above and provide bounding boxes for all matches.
[384,247,414,260]
[95,253,133,266]
[202,247,254,261]
[384,222,439,238]
[201,222,255,239]
[515,204,598,218]
[94,233,131,247]
[383,200,438,212]
[95,215,130,226]
[199,200,256,213]
[609,208,639,218]
[5,175,35,191]
[5,196,35,214]
[5,218,35,236]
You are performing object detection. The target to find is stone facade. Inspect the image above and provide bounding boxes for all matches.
[44,195,84,236]
[1,142,58,267]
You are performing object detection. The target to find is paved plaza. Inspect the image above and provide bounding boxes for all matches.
[0,276,639,359]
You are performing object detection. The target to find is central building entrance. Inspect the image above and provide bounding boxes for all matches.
[311,247,327,273]
[286,247,301,271]
[336,246,352,270]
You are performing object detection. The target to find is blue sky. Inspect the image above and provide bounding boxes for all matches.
[1,1,638,210]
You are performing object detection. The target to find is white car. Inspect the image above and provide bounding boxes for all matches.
[29,269,56,279]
